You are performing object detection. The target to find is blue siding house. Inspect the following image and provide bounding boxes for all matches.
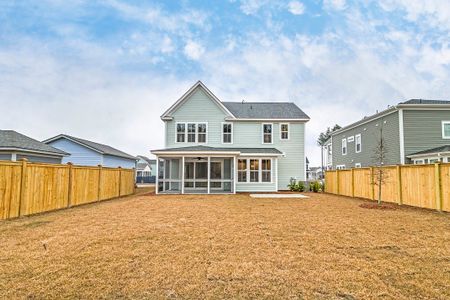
[44,134,137,168]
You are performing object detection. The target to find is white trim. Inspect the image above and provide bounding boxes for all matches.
[174,122,208,144]
[221,122,233,144]
[152,151,241,156]
[336,164,346,170]
[407,151,450,159]
[238,153,282,157]
[399,109,405,164]
[442,121,450,139]
[355,134,361,153]
[233,156,237,194]
[261,123,273,144]
[355,163,361,168]
[332,108,398,136]
[236,157,274,184]
[11,153,17,161]
[347,136,354,143]
[155,158,159,194]
[43,135,103,154]
[0,147,66,157]
[207,156,211,194]
[161,81,236,119]
[279,123,289,140]
[181,156,185,194]
[275,158,278,191]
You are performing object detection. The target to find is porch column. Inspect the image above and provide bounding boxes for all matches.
[207,156,211,194]
[155,157,159,195]
[181,156,185,194]
[233,156,237,194]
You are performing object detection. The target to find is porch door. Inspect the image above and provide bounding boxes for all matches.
[184,160,208,189]
[210,161,223,189]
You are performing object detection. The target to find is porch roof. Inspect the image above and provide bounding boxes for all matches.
[151,145,283,156]
[407,145,450,158]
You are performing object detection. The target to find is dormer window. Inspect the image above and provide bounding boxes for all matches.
[262,124,273,144]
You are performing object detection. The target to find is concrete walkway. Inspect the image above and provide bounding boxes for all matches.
[250,194,309,198]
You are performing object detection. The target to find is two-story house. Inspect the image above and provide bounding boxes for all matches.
[151,81,310,194]
[326,99,450,169]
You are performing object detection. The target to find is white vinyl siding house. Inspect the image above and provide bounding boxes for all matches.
[152,81,309,194]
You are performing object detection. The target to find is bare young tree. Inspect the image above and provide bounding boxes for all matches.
[371,120,389,206]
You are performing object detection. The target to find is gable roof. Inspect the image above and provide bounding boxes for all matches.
[400,99,450,105]
[161,81,235,120]
[0,130,68,156]
[222,102,309,120]
[44,134,137,160]
[137,155,156,164]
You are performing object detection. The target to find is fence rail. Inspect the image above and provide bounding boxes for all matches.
[325,163,450,212]
[0,159,135,220]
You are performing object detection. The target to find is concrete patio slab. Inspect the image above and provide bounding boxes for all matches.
[250,194,309,198]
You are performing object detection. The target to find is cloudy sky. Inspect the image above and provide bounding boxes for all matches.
[1,0,449,165]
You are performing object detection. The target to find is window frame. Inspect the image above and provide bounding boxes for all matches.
[175,123,186,143]
[237,159,248,183]
[262,123,273,144]
[279,123,289,140]
[221,122,233,144]
[336,165,346,170]
[237,158,273,184]
[342,138,347,155]
[197,123,208,144]
[174,122,208,143]
[355,163,361,168]
[442,121,450,139]
[355,134,362,153]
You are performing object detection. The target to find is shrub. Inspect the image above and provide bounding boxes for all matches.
[309,181,320,193]
[288,178,306,192]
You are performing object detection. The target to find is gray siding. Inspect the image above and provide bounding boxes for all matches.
[16,154,62,164]
[403,109,450,161]
[332,111,400,168]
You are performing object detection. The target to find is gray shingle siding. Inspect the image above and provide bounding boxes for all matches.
[332,111,400,168]
[0,153,11,160]
[403,110,450,161]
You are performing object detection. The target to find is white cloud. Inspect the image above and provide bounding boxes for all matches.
[323,0,346,10]
[183,40,205,60]
[288,1,305,15]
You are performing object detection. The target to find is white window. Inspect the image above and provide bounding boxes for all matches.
[280,123,289,140]
[442,121,450,139]
[238,159,247,182]
[262,124,273,144]
[336,165,346,170]
[355,134,362,153]
[187,123,196,142]
[414,159,425,165]
[261,159,271,182]
[429,158,440,164]
[222,123,233,144]
[197,123,207,143]
[355,163,361,168]
[347,136,354,143]
[342,138,347,155]
[250,159,259,182]
[176,123,186,143]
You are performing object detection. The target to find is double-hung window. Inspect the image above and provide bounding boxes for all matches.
[187,123,196,142]
[261,159,271,182]
[355,134,361,153]
[442,121,450,139]
[238,159,247,182]
[280,123,289,140]
[342,138,347,155]
[262,124,273,144]
[197,123,207,143]
[176,123,186,142]
[250,159,259,182]
[222,123,233,144]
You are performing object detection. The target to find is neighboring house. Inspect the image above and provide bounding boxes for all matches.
[151,81,310,194]
[309,167,323,180]
[0,130,68,163]
[326,99,450,169]
[136,155,156,183]
[44,134,137,168]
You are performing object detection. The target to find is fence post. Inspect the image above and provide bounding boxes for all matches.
[336,169,340,195]
[370,167,375,200]
[118,167,122,197]
[396,165,403,205]
[67,163,73,207]
[351,168,355,197]
[435,163,442,211]
[97,165,102,201]
[18,158,28,217]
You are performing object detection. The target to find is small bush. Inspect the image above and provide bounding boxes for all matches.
[309,181,320,193]
[288,178,306,192]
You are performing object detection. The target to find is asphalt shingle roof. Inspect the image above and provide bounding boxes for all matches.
[152,145,282,154]
[401,99,450,105]
[47,135,137,160]
[137,155,156,164]
[408,145,450,156]
[0,130,68,156]
[222,102,309,119]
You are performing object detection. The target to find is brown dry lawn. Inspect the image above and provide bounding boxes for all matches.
[0,188,449,299]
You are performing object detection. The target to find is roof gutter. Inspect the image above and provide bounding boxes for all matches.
[0,147,68,157]
[407,151,450,159]
[224,117,310,122]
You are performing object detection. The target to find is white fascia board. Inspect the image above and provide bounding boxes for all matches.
[151,151,241,156]
[407,151,450,159]
[160,81,236,119]
[332,108,398,136]
[43,135,104,155]
[225,117,309,122]
[239,153,283,157]
[397,104,450,109]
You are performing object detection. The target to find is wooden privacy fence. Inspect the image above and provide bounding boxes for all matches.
[0,159,135,220]
[325,163,450,212]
